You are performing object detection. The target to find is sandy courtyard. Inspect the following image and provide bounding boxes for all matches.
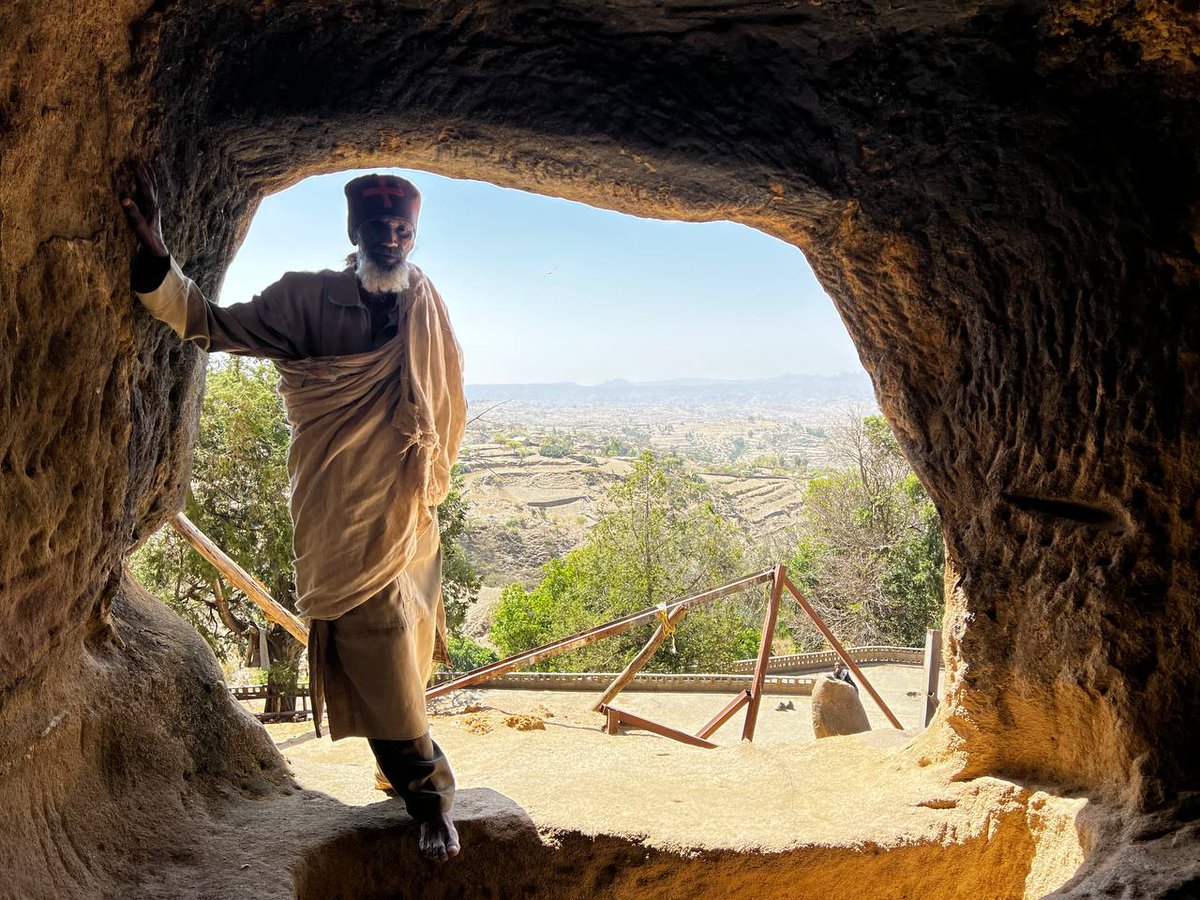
[268,663,933,814]
[272,665,1019,845]
[260,664,1089,897]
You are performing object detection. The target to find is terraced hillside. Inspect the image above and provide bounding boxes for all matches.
[457,439,812,635]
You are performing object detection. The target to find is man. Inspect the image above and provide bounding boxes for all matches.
[833,659,857,692]
[120,167,467,862]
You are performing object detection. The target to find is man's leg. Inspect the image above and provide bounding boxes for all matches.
[321,571,458,861]
[369,733,460,861]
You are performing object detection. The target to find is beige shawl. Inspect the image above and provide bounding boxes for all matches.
[274,270,466,623]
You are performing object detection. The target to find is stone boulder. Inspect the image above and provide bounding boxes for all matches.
[812,675,872,739]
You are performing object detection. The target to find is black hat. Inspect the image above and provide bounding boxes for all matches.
[344,174,421,243]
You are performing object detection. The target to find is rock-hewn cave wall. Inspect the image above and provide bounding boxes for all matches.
[2,1,1197,897]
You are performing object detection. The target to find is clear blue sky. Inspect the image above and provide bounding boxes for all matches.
[221,168,864,385]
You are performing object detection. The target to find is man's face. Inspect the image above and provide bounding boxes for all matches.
[357,216,415,269]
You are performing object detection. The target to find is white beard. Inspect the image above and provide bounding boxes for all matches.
[355,250,413,295]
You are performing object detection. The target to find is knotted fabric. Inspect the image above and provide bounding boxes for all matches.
[274,270,466,624]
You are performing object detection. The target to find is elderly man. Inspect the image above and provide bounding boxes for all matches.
[833,659,857,692]
[120,167,466,861]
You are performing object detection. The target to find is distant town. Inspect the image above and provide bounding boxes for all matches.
[464,372,877,472]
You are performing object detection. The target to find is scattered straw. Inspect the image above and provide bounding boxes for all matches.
[462,714,494,735]
[503,714,546,731]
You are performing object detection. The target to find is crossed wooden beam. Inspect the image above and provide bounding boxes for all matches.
[169,513,308,644]
[427,563,903,744]
[171,514,903,747]
[598,564,902,746]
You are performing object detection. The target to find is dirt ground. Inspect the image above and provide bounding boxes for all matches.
[268,664,932,808]
[272,662,936,816]
[264,664,1091,896]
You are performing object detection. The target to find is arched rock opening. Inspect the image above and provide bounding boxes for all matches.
[1,2,1197,897]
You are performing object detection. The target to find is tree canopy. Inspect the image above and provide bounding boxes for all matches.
[776,414,944,648]
[489,452,760,672]
[130,357,295,676]
[489,419,944,675]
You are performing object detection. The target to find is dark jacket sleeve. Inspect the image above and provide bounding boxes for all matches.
[134,258,309,359]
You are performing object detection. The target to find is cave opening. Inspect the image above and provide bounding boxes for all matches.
[144,162,944,736]
[218,167,863,388]
[4,2,1197,896]
[126,164,1089,899]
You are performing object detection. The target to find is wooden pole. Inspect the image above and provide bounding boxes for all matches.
[592,606,688,712]
[170,513,309,646]
[696,690,751,740]
[922,627,943,727]
[600,705,718,749]
[741,564,785,741]
[781,573,903,730]
[427,569,775,700]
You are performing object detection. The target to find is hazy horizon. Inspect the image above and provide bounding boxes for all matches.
[462,371,870,387]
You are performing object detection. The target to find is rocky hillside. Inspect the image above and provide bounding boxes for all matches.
[456,435,813,636]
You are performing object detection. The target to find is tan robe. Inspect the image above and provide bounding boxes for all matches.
[137,259,466,740]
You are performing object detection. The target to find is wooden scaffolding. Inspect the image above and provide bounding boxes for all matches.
[171,515,903,747]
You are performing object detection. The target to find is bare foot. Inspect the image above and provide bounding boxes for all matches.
[418,813,460,862]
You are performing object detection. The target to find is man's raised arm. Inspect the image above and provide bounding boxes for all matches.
[119,163,302,359]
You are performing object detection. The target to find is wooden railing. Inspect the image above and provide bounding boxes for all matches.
[428,670,819,695]
[229,684,312,722]
[233,672,821,723]
[172,515,920,740]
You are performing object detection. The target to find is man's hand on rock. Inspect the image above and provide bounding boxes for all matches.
[120,162,170,259]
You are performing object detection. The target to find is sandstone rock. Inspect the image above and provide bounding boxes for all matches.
[1,1,1198,896]
[812,675,872,739]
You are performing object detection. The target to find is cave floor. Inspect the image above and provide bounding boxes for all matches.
[125,672,1095,899]
[256,673,1089,898]
[267,665,939,850]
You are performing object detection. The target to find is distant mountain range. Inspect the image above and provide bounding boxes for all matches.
[466,373,874,406]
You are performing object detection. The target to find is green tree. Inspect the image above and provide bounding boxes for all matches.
[582,452,744,616]
[601,436,632,457]
[776,414,944,649]
[437,467,482,635]
[489,452,755,672]
[489,558,592,665]
[445,635,498,671]
[130,357,300,710]
[727,435,749,462]
[538,433,573,457]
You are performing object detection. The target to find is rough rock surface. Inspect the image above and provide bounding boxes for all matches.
[812,675,872,738]
[1,1,1198,897]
